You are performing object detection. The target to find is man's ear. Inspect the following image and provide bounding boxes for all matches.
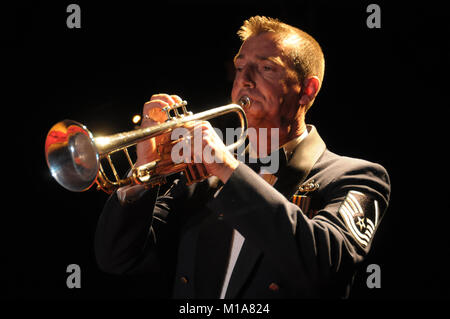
[299,76,320,106]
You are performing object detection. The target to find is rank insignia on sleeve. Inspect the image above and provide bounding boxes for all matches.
[338,190,379,249]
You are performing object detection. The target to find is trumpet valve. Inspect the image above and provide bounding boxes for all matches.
[162,101,189,120]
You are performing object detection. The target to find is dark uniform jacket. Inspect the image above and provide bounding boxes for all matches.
[94,125,391,299]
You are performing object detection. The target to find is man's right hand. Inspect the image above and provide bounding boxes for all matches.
[135,94,183,167]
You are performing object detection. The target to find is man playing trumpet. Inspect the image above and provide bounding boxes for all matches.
[95,16,390,299]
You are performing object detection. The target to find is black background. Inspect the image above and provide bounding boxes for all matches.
[7,0,449,302]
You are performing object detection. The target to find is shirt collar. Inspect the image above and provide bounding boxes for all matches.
[248,128,309,160]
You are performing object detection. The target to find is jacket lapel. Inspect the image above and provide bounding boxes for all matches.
[194,212,233,298]
[275,125,326,198]
[224,239,262,299]
[193,176,233,298]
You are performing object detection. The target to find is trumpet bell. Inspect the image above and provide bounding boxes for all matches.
[45,120,99,192]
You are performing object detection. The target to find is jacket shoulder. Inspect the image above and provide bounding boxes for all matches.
[319,150,389,178]
[311,150,391,205]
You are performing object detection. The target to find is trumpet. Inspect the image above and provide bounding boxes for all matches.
[45,100,248,194]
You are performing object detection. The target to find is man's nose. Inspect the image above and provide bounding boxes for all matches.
[241,66,256,88]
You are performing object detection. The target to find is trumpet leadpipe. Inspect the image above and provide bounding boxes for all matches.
[94,103,247,155]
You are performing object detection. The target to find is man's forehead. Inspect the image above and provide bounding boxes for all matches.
[234,33,287,64]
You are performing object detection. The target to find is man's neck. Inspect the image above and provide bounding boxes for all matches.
[281,120,307,146]
[282,127,309,160]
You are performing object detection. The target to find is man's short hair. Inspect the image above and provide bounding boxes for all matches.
[237,16,325,99]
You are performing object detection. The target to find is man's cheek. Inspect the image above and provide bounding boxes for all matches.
[231,87,238,101]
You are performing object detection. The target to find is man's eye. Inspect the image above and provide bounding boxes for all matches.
[235,66,243,72]
[263,65,273,71]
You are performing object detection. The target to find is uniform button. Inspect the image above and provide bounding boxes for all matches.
[268,282,280,292]
[180,276,189,284]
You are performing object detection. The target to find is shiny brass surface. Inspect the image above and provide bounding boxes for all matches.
[45,101,248,193]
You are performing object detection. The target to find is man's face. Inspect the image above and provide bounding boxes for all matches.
[231,32,302,133]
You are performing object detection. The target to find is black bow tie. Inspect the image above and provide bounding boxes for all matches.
[246,149,288,176]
